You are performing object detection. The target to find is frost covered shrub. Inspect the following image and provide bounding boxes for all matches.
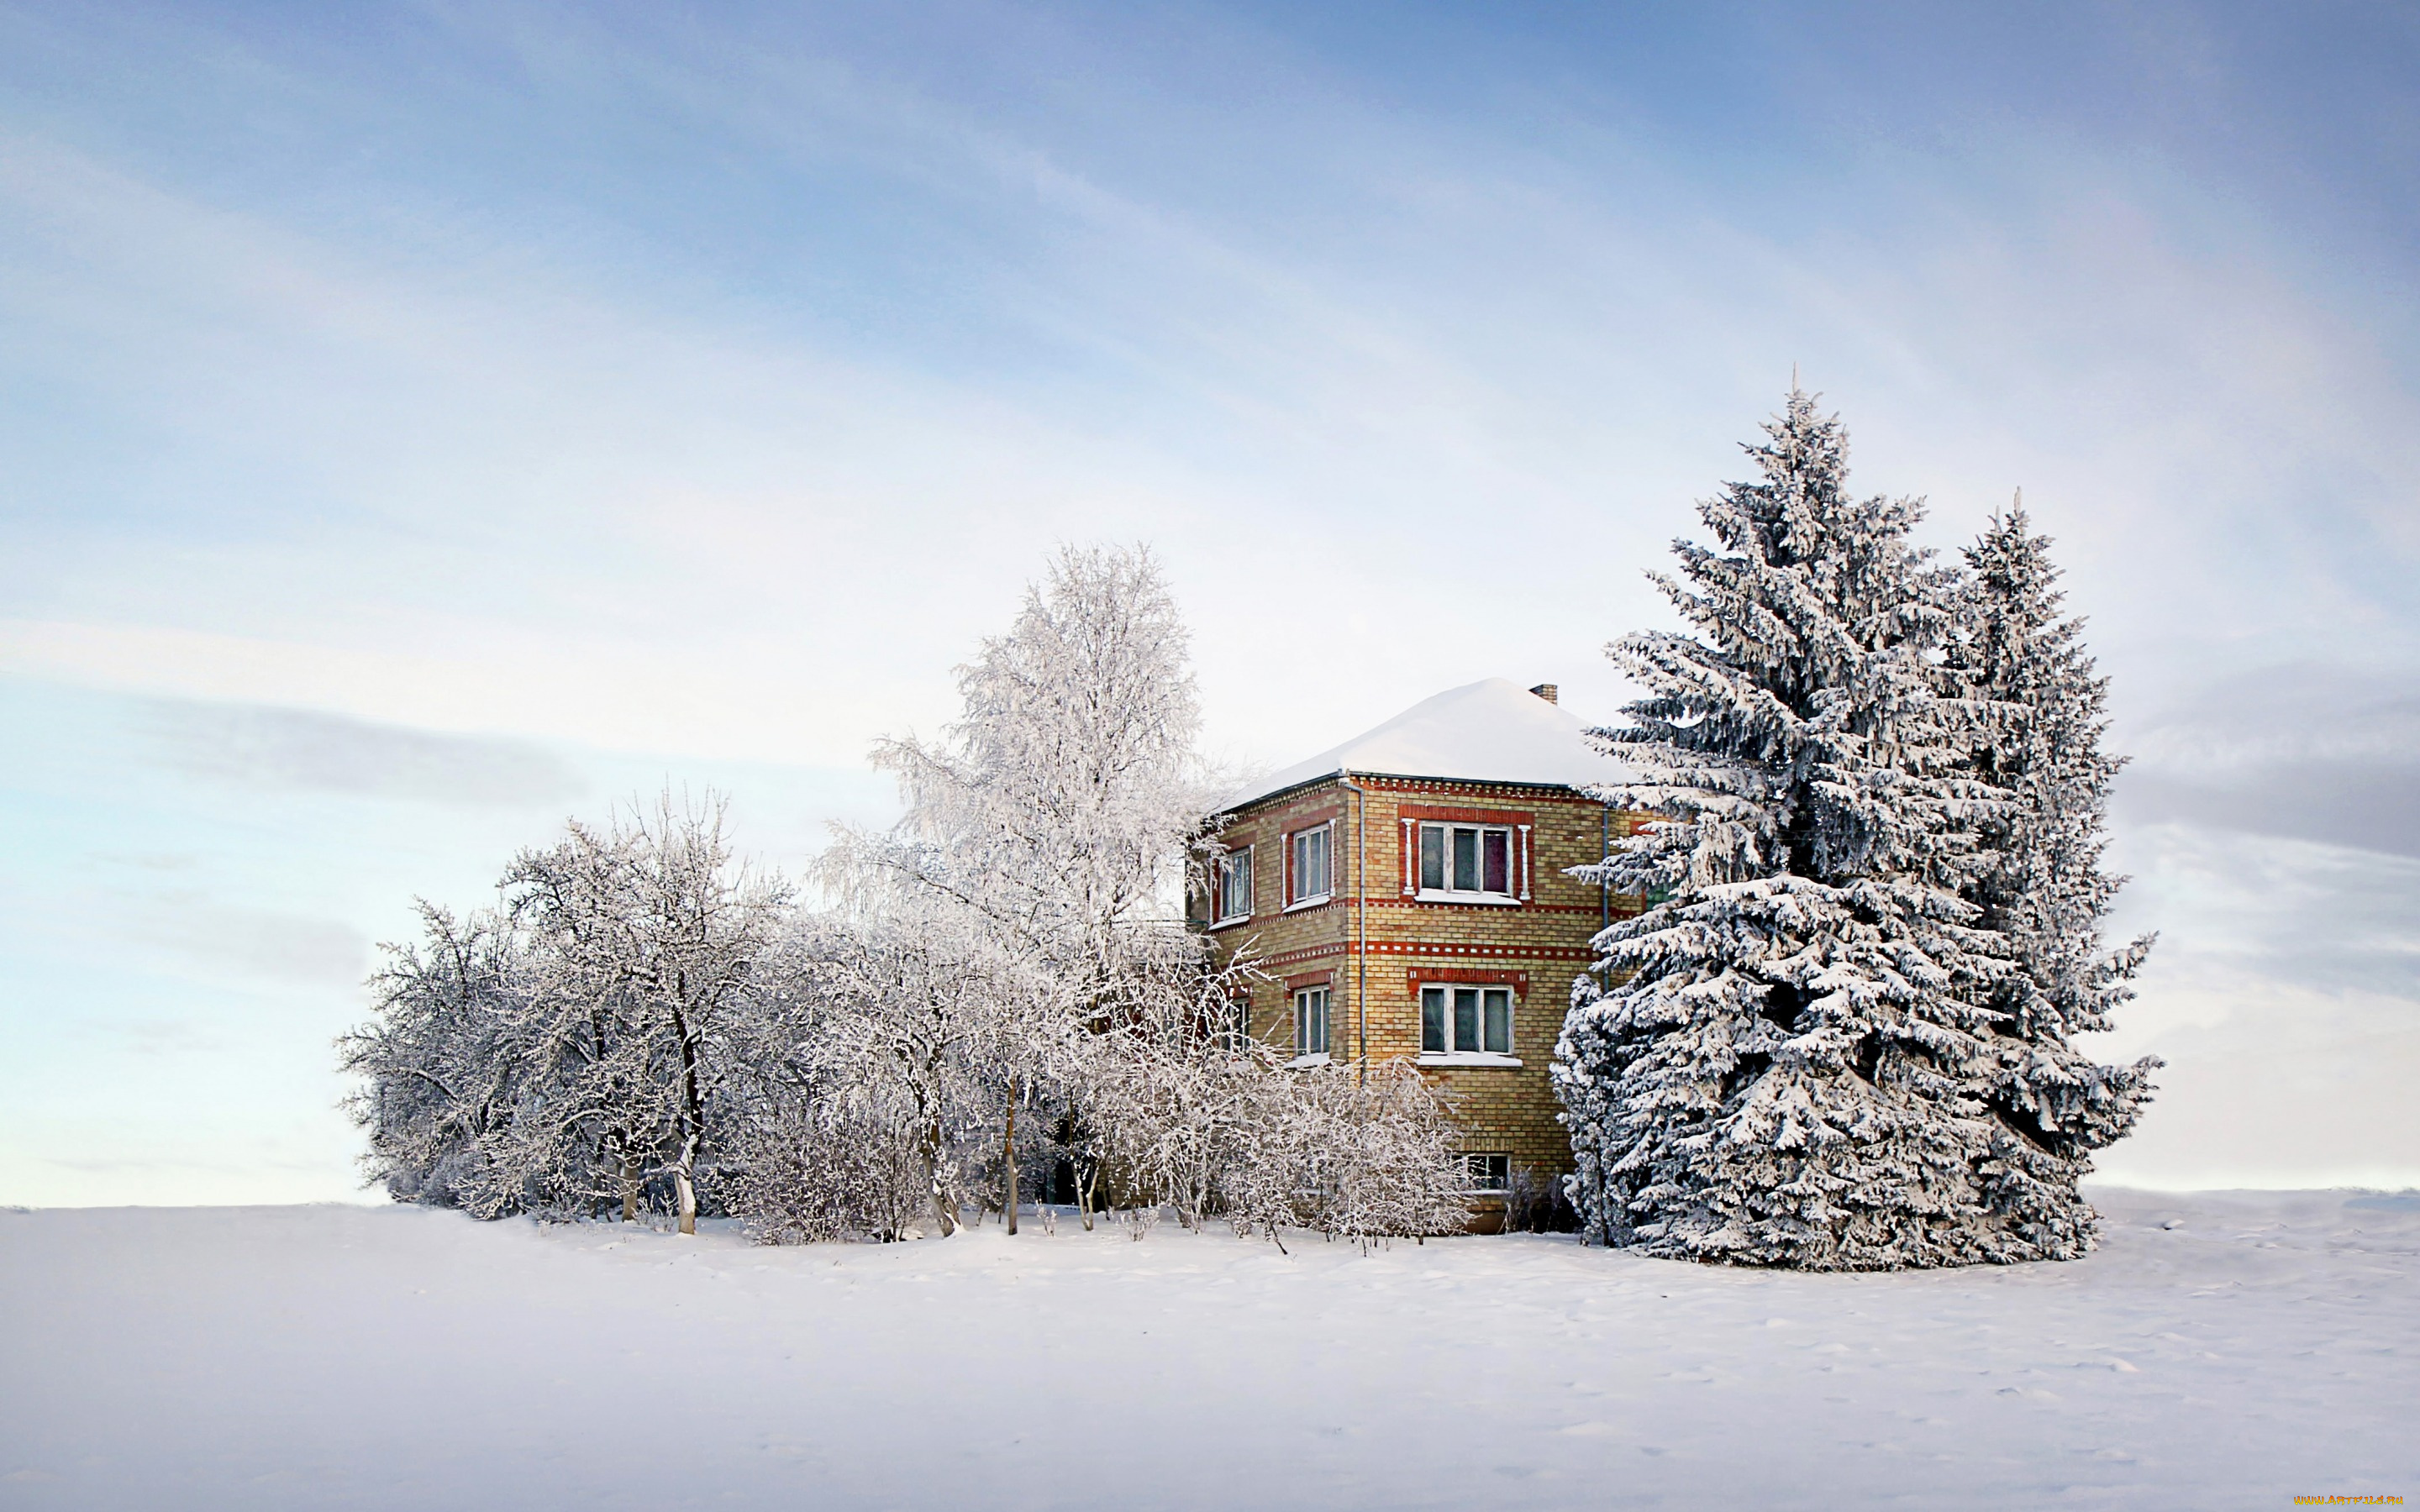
[1218,1059,1472,1252]
[727,1099,932,1245]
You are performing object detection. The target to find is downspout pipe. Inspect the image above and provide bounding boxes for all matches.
[1601,802,1611,936]
[1338,769,1370,1084]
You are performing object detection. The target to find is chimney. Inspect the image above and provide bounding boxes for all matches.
[1528,683,1559,705]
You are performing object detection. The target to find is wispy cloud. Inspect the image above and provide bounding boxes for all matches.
[142,696,584,808]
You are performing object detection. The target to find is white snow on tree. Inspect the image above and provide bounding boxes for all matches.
[1948,501,2160,1256]
[1554,388,2113,1270]
[339,794,789,1232]
[344,545,1476,1245]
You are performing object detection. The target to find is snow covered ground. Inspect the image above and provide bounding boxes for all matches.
[3,1189,2412,1510]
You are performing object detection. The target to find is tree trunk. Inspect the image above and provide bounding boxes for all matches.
[621,1152,640,1223]
[913,1072,956,1237]
[1076,1156,1095,1232]
[1002,1076,1019,1236]
[675,1168,697,1236]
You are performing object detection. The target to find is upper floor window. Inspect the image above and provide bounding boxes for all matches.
[1418,822,1512,899]
[1287,825,1332,907]
[1422,984,1512,1057]
[1212,847,1253,925]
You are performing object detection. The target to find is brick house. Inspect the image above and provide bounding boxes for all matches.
[1194,678,1644,1209]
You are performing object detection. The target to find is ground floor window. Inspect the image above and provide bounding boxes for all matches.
[1421,984,1512,1055]
[1217,995,1252,1050]
[1293,985,1329,1058]
[1465,1153,1511,1192]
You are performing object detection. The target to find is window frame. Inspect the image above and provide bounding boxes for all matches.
[1291,984,1331,1064]
[1413,821,1522,905]
[1284,822,1334,911]
[1209,845,1254,927]
[1465,1153,1512,1193]
[1414,979,1521,1066]
[1215,993,1255,1051]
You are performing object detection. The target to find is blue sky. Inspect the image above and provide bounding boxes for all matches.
[3,0,2415,1203]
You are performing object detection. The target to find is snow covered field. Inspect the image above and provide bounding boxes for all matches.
[4,1189,2412,1510]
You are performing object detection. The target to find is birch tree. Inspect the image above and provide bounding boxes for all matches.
[858,543,1216,1234]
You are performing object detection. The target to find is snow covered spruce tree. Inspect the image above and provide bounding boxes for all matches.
[1947,501,2159,1254]
[1555,388,2039,1270]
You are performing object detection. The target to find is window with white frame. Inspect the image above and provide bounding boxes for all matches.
[1216,994,1254,1051]
[1421,984,1513,1057]
[1465,1153,1511,1192]
[1292,985,1329,1058]
[1417,822,1513,899]
[1287,825,1332,906]
[1212,847,1253,925]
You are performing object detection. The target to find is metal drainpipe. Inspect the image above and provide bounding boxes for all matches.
[1601,803,1611,936]
[1339,769,1370,1084]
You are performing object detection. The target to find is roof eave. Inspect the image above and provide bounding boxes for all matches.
[1211,769,1612,821]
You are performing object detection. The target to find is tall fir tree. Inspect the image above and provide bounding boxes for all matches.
[1554,389,2030,1270]
[1949,502,2159,1257]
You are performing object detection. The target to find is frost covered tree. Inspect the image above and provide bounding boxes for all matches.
[1949,500,2159,1255]
[744,885,1009,1239]
[1554,388,2028,1270]
[505,793,789,1234]
[343,792,789,1231]
[718,914,962,1245]
[339,900,534,1211]
[848,544,1218,1233]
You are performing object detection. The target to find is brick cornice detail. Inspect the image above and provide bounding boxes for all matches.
[1249,940,1597,969]
[1407,967,1530,992]
[1399,803,1538,826]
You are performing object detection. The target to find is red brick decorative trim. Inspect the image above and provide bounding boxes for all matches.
[1258,942,1349,969]
[1406,967,1529,992]
[1362,778,1584,799]
[1375,900,1607,915]
[1276,803,1344,829]
[1368,941,1597,963]
[1398,803,1538,826]
[1283,968,1336,990]
[1253,941,1597,968]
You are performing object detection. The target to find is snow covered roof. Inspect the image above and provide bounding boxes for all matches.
[1221,678,1633,812]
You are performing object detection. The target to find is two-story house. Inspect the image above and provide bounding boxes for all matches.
[1196,678,1645,1205]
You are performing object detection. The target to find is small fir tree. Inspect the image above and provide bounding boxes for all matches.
[1554,389,2025,1270]
[1950,501,2159,1257]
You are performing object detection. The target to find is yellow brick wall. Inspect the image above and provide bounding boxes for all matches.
[1199,776,1646,1179]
